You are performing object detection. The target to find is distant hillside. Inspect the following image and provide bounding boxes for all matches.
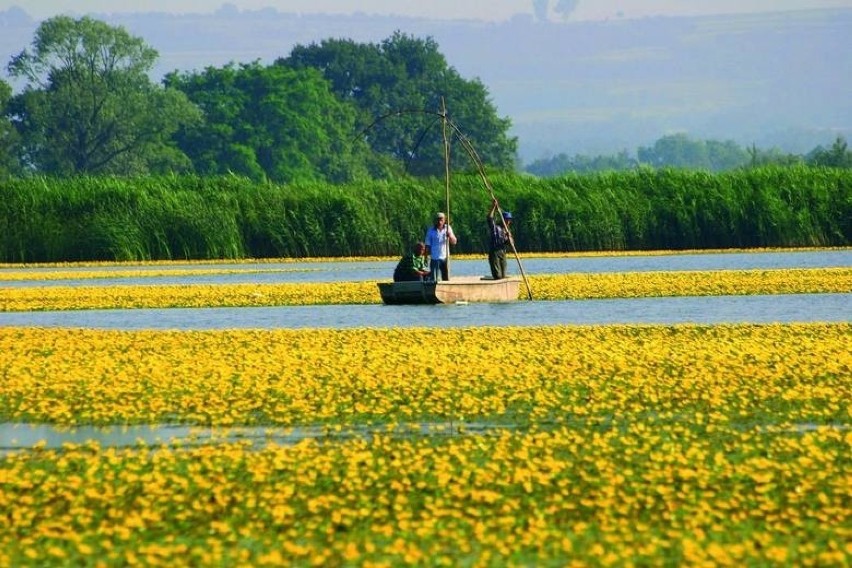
[1,6,850,162]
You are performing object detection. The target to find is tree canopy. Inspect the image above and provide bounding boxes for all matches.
[5,16,199,175]
[0,79,22,179]
[279,32,518,177]
[807,136,852,169]
[637,134,748,172]
[165,62,371,184]
[2,17,847,182]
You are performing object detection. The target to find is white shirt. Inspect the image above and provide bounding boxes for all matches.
[425,225,455,260]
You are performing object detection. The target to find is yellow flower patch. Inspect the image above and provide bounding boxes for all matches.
[0,322,849,565]
[1,268,849,311]
[0,426,848,566]
[1,323,848,426]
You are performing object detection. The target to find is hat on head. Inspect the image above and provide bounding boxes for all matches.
[502,211,513,220]
[435,212,446,219]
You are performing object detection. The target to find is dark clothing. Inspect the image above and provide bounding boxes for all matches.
[487,214,510,252]
[431,258,449,282]
[488,249,507,280]
[393,253,428,282]
[487,213,510,279]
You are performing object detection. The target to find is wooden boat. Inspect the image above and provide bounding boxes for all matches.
[375,99,532,305]
[377,276,521,305]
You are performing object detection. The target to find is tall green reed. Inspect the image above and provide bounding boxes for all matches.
[0,166,848,262]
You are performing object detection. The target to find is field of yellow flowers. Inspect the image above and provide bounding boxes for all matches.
[1,251,850,566]
[1,267,849,310]
[1,321,850,566]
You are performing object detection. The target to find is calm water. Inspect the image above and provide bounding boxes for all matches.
[0,421,516,453]
[0,420,842,455]
[2,249,849,288]
[1,249,850,329]
[1,294,849,329]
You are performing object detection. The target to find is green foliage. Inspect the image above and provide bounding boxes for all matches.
[807,136,852,168]
[165,62,370,184]
[0,79,22,180]
[279,32,517,177]
[637,134,749,171]
[526,150,637,177]
[747,144,805,168]
[527,135,852,177]
[0,167,848,262]
[5,16,199,175]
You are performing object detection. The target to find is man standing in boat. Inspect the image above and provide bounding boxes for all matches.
[425,212,457,281]
[487,198,513,279]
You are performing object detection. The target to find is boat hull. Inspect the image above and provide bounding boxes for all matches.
[377,276,521,305]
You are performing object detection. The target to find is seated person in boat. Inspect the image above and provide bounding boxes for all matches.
[487,198,513,279]
[393,241,430,282]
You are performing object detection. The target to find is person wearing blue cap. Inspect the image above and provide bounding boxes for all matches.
[487,197,513,279]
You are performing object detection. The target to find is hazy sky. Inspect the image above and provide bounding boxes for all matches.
[10,0,852,21]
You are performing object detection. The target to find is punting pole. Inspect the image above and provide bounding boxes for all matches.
[441,97,452,280]
[449,127,533,301]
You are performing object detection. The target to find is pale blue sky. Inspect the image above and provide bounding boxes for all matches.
[10,0,852,21]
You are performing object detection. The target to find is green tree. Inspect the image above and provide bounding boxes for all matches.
[807,136,851,168]
[280,32,517,176]
[638,134,748,171]
[5,16,199,175]
[705,139,749,171]
[166,61,370,183]
[747,144,803,168]
[0,79,22,178]
[525,150,637,176]
[638,133,708,169]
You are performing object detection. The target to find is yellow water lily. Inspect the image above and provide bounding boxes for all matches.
[0,251,848,566]
[1,268,848,311]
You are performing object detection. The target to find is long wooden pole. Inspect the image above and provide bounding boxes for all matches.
[355,107,533,299]
[449,127,533,300]
[441,97,452,280]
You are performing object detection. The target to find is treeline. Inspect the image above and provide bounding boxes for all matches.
[526,133,852,177]
[0,17,514,183]
[1,167,848,263]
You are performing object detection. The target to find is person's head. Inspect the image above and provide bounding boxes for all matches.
[413,241,426,255]
[434,212,446,226]
[502,211,513,224]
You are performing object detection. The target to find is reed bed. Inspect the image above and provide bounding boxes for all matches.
[0,323,849,566]
[1,167,848,262]
[1,268,849,311]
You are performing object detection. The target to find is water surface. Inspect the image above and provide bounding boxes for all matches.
[3,249,849,288]
[1,293,848,329]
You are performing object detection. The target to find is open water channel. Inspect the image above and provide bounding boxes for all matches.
[1,249,849,451]
[1,249,849,329]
